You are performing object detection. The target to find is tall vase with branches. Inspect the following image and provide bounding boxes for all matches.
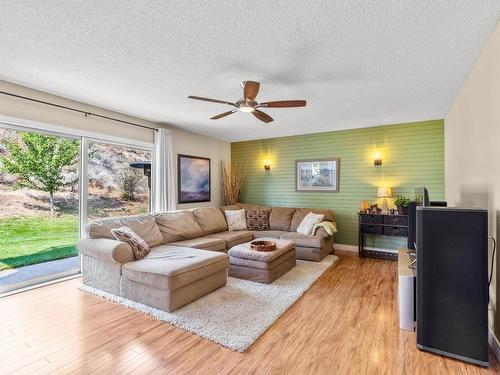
[221,160,245,205]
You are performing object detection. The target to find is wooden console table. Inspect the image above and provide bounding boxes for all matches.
[358,213,409,260]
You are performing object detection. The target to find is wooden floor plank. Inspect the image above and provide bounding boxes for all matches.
[0,251,498,375]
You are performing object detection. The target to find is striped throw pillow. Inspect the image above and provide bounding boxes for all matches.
[111,226,151,260]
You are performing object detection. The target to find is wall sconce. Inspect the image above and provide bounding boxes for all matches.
[374,152,382,166]
[264,159,271,171]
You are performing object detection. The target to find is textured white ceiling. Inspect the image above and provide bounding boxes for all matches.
[0,1,499,141]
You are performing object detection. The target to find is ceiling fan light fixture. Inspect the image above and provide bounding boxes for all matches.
[188,81,306,124]
[239,106,255,113]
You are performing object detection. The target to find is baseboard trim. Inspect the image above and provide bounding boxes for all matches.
[489,329,500,363]
[334,243,398,254]
[334,243,358,252]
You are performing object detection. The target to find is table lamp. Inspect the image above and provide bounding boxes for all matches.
[377,187,392,214]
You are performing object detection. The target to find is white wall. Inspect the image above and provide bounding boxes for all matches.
[445,22,500,337]
[0,79,231,209]
[172,127,231,209]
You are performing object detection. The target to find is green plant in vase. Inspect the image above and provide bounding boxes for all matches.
[394,195,410,215]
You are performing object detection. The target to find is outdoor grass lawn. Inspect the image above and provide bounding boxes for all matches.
[0,215,79,270]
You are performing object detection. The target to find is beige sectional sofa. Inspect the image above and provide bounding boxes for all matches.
[78,204,335,312]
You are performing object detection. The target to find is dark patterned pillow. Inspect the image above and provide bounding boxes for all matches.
[245,209,270,231]
[111,226,151,260]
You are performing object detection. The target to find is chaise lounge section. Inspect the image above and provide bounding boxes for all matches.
[120,245,228,312]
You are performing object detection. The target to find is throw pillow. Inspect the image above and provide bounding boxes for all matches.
[296,212,324,235]
[224,209,247,231]
[111,226,151,260]
[245,209,270,231]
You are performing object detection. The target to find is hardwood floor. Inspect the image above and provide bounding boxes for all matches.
[0,251,499,374]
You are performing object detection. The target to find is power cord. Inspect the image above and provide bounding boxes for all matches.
[489,236,496,287]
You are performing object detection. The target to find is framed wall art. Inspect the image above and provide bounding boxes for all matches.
[178,154,211,204]
[295,158,340,192]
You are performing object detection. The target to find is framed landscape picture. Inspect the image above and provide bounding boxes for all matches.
[178,154,211,204]
[296,158,340,192]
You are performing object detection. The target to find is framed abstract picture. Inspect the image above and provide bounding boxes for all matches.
[177,154,211,204]
[295,158,340,192]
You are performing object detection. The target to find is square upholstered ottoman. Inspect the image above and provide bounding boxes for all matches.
[228,238,296,284]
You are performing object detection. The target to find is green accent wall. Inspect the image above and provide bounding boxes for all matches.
[231,119,445,248]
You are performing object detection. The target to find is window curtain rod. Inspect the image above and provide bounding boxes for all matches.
[0,91,158,132]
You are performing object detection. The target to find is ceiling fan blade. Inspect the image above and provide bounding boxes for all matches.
[210,110,237,120]
[258,100,307,108]
[188,96,236,107]
[252,110,274,123]
[243,81,260,101]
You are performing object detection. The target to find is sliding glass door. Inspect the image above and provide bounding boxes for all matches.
[0,125,154,294]
[86,139,152,223]
[0,127,80,293]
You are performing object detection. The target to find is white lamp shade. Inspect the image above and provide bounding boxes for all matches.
[377,187,392,198]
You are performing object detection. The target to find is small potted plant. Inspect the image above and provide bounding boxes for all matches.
[394,195,410,215]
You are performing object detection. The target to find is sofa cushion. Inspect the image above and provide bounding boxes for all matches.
[121,245,229,291]
[251,230,287,239]
[280,232,325,248]
[269,207,296,231]
[86,214,164,247]
[205,230,253,249]
[290,208,335,232]
[193,207,228,235]
[245,209,270,231]
[154,211,203,243]
[169,237,226,252]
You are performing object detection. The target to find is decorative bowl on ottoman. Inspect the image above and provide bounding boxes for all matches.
[250,240,276,252]
[228,238,296,284]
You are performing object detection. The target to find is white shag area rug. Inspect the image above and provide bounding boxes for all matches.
[79,255,338,352]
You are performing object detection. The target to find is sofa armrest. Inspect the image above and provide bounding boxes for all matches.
[77,238,135,264]
[314,226,333,238]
